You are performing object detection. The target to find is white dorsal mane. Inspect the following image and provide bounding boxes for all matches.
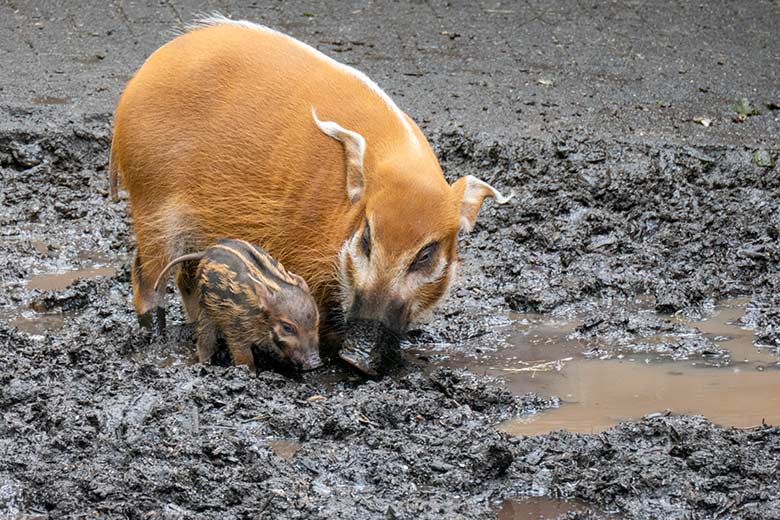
[187,14,414,138]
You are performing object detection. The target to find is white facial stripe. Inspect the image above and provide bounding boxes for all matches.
[406,256,456,324]
[337,240,354,313]
[350,228,381,289]
[396,253,448,301]
[189,15,415,138]
[337,229,378,313]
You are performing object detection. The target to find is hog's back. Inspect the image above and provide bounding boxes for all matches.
[111,22,406,299]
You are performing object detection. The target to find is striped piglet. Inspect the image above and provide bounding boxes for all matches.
[155,239,322,372]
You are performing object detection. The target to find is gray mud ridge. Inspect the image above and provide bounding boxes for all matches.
[432,130,780,355]
[1,122,779,519]
[572,308,728,362]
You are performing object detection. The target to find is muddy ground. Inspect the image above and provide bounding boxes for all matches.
[2,1,780,519]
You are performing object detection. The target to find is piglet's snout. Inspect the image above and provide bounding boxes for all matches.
[303,353,323,371]
[289,342,322,371]
[295,352,322,371]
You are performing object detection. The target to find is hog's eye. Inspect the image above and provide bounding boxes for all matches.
[360,222,371,258]
[279,321,297,336]
[410,242,439,272]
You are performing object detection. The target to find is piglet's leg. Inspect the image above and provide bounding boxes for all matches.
[176,259,200,323]
[196,312,219,364]
[224,331,256,373]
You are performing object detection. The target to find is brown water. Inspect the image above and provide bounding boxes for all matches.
[419,300,780,435]
[0,309,66,335]
[27,265,116,291]
[31,95,71,105]
[268,439,302,461]
[497,496,619,519]
[1,261,118,335]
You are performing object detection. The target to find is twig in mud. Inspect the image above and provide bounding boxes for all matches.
[734,419,768,430]
[242,415,270,422]
[357,414,380,427]
[490,357,573,373]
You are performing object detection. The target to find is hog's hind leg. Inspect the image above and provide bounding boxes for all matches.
[131,252,166,335]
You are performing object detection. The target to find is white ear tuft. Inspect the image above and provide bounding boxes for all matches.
[312,108,366,204]
[453,175,514,233]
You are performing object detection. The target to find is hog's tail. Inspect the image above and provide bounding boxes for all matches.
[108,140,121,201]
[154,252,206,293]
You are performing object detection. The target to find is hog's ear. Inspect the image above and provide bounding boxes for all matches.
[452,175,514,233]
[312,108,366,204]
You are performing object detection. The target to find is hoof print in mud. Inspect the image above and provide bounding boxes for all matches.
[338,320,402,377]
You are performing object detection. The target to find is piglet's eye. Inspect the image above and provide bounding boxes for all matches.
[410,242,438,272]
[279,321,297,336]
[360,222,371,258]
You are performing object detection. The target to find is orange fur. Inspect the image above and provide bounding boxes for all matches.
[110,17,510,333]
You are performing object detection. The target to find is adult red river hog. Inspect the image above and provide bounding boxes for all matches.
[109,15,512,341]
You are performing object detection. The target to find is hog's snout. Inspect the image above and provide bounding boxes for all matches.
[338,319,402,376]
[349,291,409,334]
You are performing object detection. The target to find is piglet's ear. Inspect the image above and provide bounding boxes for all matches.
[290,272,310,293]
[452,175,514,233]
[246,272,275,310]
[312,108,366,204]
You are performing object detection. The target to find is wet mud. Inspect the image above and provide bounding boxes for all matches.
[1,121,778,519]
[2,1,780,516]
[497,496,620,520]
[417,301,780,436]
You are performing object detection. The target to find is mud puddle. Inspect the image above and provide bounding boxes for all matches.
[1,260,118,336]
[27,265,116,291]
[268,439,302,461]
[0,308,66,335]
[415,301,780,435]
[497,496,620,519]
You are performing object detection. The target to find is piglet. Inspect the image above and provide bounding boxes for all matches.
[155,239,322,372]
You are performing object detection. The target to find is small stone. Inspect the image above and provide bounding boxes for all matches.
[753,149,775,168]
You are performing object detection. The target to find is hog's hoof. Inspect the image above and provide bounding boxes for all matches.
[338,319,402,377]
[137,306,166,337]
[338,343,379,377]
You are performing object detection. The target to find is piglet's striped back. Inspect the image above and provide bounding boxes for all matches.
[211,239,306,293]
